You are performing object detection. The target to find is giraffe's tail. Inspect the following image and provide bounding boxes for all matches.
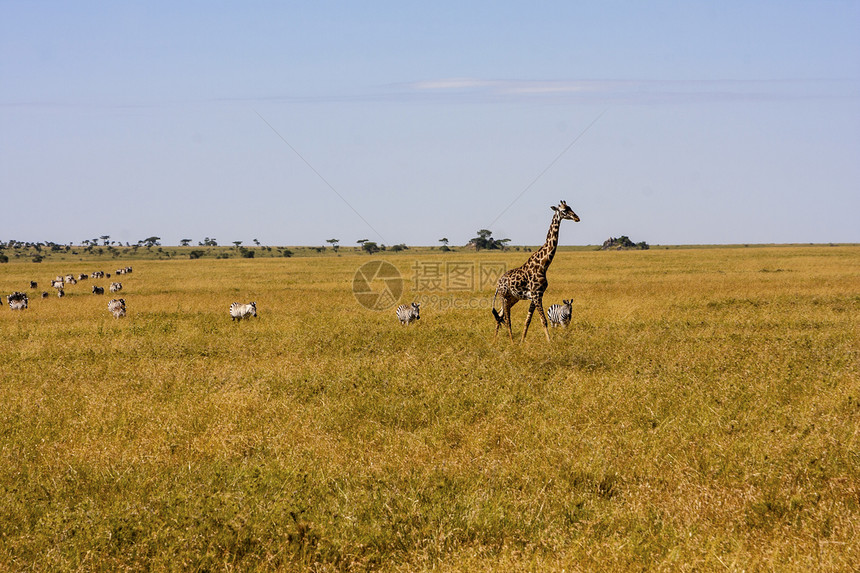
[491,307,504,325]
[491,289,504,325]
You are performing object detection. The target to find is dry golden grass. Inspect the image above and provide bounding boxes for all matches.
[1,246,858,571]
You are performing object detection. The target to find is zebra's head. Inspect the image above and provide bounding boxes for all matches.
[411,302,420,319]
[563,299,572,307]
[551,200,580,223]
[249,302,257,317]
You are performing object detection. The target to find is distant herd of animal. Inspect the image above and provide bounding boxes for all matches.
[5,267,133,318]
[4,265,257,322]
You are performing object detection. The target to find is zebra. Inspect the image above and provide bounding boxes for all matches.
[57,288,65,298]
[109,282,122,293]
[108,298,126,318]
[230,302,257,321]
[30,281,38,289]
[51,279,65,289]
[92,285,105,295]
[41,292,49,298]
[7,292,28,310]
[396,302,420,325]
[546,299,573,328]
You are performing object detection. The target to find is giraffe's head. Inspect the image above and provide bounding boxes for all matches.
[552,200,580,222]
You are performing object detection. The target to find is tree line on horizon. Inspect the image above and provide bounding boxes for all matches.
[2,230,651,263]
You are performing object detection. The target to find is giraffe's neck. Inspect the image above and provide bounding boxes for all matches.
[526,212,562,273]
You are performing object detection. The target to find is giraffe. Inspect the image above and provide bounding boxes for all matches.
[491,200,580,342]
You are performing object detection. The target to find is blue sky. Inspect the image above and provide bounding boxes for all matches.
[2,1,858,247]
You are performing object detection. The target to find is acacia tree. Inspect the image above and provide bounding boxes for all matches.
[326,239,340,252]
[469,229,501,250]
[180,239,192,247]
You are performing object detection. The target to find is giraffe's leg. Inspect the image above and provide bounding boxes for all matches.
[534,297,551,342]
[504,297,517,342]
[521,301,536,341]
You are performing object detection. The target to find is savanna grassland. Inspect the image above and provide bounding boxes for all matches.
[1,246,858,572]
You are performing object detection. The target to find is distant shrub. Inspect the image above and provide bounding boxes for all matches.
[240,248,255,258]
[0,253,8,263]
[189,250,205,259]
[602,236,649,250]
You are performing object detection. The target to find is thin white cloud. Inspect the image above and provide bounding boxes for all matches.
[6,78,852,110]
[409,78,498,91]
[400,77,857,104]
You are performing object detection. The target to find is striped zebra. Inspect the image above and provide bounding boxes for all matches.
[92,285,105,295]
[7,292,28,310]
[110,282,122,293]
[547,299,573,328]
[396,302,420,325]
[230,302,257,321]
[108,298,126,318]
